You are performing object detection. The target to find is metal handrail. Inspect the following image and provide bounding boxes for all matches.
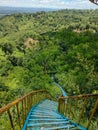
[0,90,53,130]
[58,93,98,129]
[59,93,98,99]
[0,90,49,114]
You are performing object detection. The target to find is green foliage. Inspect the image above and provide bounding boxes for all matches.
[0,9,98,108]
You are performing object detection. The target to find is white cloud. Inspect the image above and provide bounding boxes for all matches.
[30,0,98,9]
[0,0,17,6]
[0,0,98,9]
[30,0,68,8]
[32,0,98,9]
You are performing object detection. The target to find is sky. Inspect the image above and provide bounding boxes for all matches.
[0,0,98,9]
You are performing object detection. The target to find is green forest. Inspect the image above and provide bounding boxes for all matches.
[0,9,98,107]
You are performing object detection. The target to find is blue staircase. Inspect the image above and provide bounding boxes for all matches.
[0,89,98,130]
[23,99,86,130]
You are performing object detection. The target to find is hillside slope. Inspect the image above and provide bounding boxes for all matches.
[0,9,98,107]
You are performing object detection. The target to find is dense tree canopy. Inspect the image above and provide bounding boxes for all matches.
[0,9,98,107]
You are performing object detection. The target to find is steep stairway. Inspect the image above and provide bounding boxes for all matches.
[23,99,86,130]
[0,90,98,130]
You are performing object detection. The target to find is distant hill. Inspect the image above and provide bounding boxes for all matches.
[0,6,56,17]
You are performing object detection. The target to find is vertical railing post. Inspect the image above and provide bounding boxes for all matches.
[32,93,34,106]
[22,100,25,124]
[28,96,30,110]
[36,93,37,103]
[68,98,72,118]
[27,96,29,112]
[30,94,32,108]
[25,96,27,116]
[74,97,79,114]
[35,93,36,104]
[78,97,87,123]
[24,98,27,120]
[58,97,61,113]
[58,97,64,114]
[65,98,69,117]
[16,103,21,129]
[7,109,14,130]
[87,99,98,129]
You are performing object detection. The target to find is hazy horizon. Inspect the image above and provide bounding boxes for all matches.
[0,0,98,9]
